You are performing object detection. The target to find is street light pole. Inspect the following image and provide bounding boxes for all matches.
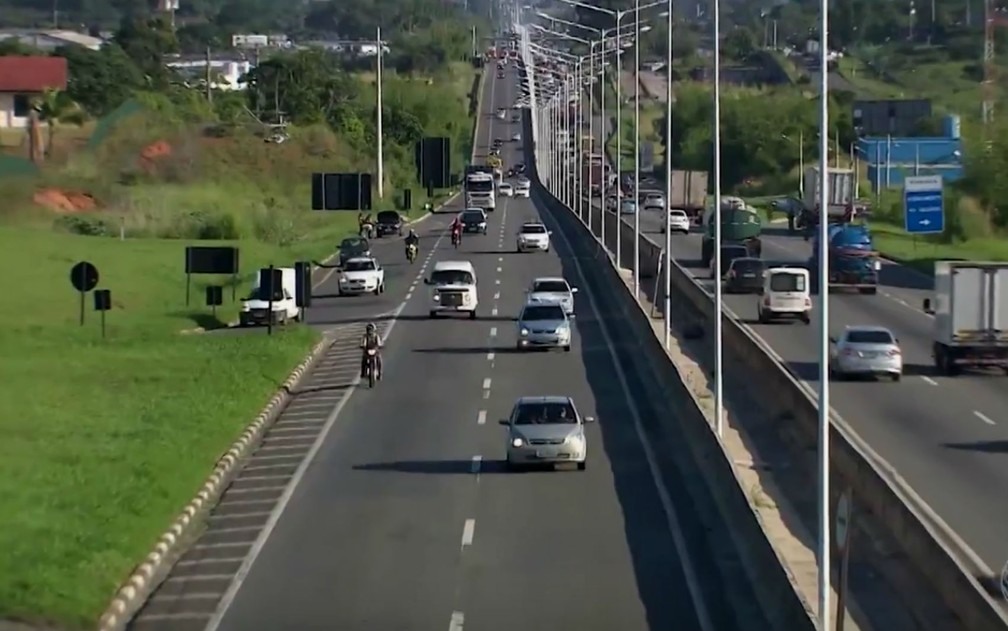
[816,0,832,625]
[663,0,672,347]
[376,26,384,200]
[633,0,641,298]
[713,0,724,438]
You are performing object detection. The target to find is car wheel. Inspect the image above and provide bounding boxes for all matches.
[892,373,901,382]
[564,345,571,352]
[373,286,381,296]
[429,310,437,318]
[338,288,345,297]
[577,461,586,471]
[469,310,477,320]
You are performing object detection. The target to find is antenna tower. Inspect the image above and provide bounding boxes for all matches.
[983,0,1008,128]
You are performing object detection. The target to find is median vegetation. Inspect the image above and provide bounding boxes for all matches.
[0,0,484,626]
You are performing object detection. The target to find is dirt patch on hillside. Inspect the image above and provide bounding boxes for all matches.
[33,189,97,213]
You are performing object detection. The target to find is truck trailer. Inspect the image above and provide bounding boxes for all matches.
[923,262,1008,374]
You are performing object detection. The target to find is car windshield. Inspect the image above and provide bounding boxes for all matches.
[719,248,748,272]
[533,281,568,293]
[522,305,565,321]
[846,330,894,345]
[499,184,512,190]
[376,211,399,223]
[343,260,375,272]
[431,270,474,285]
[522,224,547,234]
[731,259,764,274]
[248,285,288,301]
[513,401,578,425]
[670,211,687,218]
[462,212,484,222]
[341,239,368,253]
[769,272,805,292]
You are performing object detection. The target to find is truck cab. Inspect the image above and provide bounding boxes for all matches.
[700,198,762,267]
[425,261,479,319]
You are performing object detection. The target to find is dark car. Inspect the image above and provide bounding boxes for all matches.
[513,163,526,174]
[461,209,488,234]
[724,257,766,293]
[338,236,370,267]
[710,244,751,280]
[374,210,403,237]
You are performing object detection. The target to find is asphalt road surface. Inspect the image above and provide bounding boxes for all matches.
[128,67,763,630]
[592,136,1008,573]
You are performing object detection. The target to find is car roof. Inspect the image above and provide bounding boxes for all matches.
[462,207,485,213]
[730,257,763,264]
[531,276,567,285]
[344,256,375,263]
[767,266,807,274]
[433,260,475,272]
[844,325,893,334]
[521,301,567,313]
[521,221,546,228]
[499,181,512,186]
[514,395,573,406]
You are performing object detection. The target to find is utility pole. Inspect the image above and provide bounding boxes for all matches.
[205,46,213,103]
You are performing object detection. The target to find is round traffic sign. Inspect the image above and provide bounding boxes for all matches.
[835,491,852,550]
[70,261,99,293]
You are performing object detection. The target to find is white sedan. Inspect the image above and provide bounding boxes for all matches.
[338,257,385,296]
[661,209,691,234]
[515,181,531,198]
[499,182,514,197]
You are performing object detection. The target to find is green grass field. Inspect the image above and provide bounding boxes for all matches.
[0,65,478,628]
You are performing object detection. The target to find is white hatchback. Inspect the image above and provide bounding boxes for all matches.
[499,182,514,197]
[662,209,690,234]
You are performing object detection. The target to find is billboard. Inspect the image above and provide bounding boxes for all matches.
[858,136,963,189]
[232,34,269,48]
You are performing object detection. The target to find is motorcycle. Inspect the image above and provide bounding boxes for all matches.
[364,348,379,388]
[451,228,461,248]
[406,243,418,263]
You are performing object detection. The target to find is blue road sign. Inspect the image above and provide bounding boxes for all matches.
[903,174,944,235]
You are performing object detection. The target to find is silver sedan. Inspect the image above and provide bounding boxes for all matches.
[501,396,594,470]
[829,325,903,381]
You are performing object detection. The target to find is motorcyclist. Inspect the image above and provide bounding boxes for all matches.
[450,216,463,243]
[359,322,383,380]
[404,228,419,247]
[358,212,373,235]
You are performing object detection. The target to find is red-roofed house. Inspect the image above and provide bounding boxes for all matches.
[0,56,68,129]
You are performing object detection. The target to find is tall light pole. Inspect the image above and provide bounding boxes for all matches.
[713,0,723,439]
[663,0,672,347]
[816,0,832,625]
[376,26,385,200]
[633,0,641,297]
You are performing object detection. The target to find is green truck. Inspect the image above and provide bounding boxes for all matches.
[700,196,763,268]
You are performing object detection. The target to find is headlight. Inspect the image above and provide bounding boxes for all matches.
[241,304,250,311]
[874,260,882,271]
[511,436,525,447]
[433,294,440,301]
[520,327,529,336]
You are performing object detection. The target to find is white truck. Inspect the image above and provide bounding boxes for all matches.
[239,267,300,326]
[923,261,1008,374]
[465,171,496,212]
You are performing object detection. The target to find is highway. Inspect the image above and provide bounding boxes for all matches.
[596,126,1008,571]
[129,63,763,630]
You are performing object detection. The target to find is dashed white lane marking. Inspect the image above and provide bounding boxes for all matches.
[477,410,487,425]
[491,307,499,316]
[405,292,412,300]
[461,519,476,547]
[482,378,492,389]
[483,390,491,400]
[497,266,502,272]
[449,611,465,631]
[495,279,501,285]
[974,410,996,425]
[494,291,501,300]
[471,455,482,473]
[498,256,503,262]
[490,326,497,337]
[487,352,495,361]
[921,375,939,386]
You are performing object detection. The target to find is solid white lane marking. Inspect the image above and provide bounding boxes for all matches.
[920,375,939,386]
[491,307,498,316]
[449,611,465,631]
[490,326,497,337]
[461,519,476,547]
[477,410,487,425]
[974,410,995,425]
[471,455,482,473]
[482,378,492,389]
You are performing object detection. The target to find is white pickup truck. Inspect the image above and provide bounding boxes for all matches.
[338,257,385,296]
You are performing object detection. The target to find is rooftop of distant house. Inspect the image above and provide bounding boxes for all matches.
[0,56,69,93]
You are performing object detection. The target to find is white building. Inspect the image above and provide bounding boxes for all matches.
[166,59,253,91]
[0,29,104,51]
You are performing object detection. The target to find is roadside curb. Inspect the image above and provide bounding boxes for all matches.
[96,334,334,631]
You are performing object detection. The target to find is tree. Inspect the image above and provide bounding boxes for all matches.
[32,88,84,157]
[57,43,145,115]
[113,15,179,89]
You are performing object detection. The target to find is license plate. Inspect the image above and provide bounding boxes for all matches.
[535,449,556,458]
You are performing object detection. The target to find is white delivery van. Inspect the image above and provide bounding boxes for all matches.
[425,260,479,319]
[240,267,301,326]
[757,267,811,324]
